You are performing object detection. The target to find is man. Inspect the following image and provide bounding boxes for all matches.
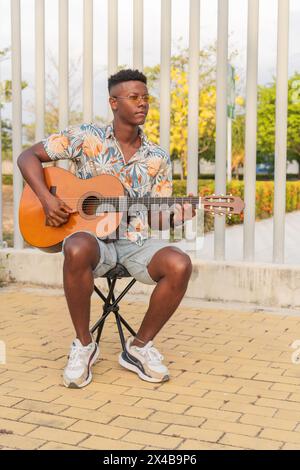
[17,69,194,388]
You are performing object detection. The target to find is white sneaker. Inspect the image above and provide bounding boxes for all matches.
[63,337,99,388]
[118,336,169,383]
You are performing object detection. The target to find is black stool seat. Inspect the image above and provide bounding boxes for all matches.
[90,263,137,351]
[103,263,132,279]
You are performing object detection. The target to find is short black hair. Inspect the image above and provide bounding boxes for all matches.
[108,69,147,93]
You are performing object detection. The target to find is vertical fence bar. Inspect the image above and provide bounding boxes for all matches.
[159,0,171,153]
[11,0,23,249]
[35,0,45,142]
[59,0,69,130]
[83,0,93,123]
[58,0,69,169]
[0,54,3,247]
[185,0,201,248]
[187,0,200,196]
[133,0,143,71]
[243,0,259,261]
[214,0,228,260]
[273,0,290,264]
[107,0,118,121]
[0,68,3,247]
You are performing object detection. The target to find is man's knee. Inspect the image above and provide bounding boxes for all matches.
[169,251,193,279]
[155,247,192,280]
[63,233,100,269]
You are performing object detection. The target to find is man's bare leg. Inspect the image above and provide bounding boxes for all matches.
[131,247,192,347]
[63,233,100,346]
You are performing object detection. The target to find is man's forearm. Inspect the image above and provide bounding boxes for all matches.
[18,150,51,204]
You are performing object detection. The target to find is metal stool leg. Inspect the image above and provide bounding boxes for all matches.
[90,276,137,349]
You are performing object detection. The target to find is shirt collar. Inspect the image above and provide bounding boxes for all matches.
[105,122,150,148]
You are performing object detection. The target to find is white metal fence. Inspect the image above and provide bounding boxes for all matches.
[2,0,291,263]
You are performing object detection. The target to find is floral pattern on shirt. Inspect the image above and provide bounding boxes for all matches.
[43,122,173,246]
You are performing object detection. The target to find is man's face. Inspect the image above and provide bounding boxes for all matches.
[109,80,149,125]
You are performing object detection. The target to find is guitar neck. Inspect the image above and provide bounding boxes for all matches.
[97,196,200,211]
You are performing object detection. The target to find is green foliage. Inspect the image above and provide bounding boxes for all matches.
[143,44,217,178]
[0,119,12,159]
[257,73,300,174]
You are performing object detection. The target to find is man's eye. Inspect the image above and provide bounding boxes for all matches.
[129,96,138,101]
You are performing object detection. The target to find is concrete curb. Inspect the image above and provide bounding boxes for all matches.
[1,248,300,309]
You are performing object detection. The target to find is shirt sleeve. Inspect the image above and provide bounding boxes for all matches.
[42,125,83,161]
[150,149,173,197]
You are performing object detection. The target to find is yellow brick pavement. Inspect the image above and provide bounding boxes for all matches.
[1,286,300,450]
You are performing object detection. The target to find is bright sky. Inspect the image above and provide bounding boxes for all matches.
[0,0,300,125]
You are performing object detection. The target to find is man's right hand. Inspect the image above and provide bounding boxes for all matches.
[42,194,77,227]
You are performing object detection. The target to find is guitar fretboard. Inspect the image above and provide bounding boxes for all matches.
[88,196,201,211]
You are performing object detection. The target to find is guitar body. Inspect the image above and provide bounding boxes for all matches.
[19,167,125,249]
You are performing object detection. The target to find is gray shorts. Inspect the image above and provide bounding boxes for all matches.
[62,231,174,285]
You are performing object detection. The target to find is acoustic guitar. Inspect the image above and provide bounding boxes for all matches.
[19,166,245,250]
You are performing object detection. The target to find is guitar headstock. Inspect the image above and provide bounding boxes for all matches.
[201,194,245,217]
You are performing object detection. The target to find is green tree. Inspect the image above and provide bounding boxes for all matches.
[257,72,300,177]
[143,44,217,178]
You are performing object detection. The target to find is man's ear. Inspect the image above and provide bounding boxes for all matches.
[109,96,117,112]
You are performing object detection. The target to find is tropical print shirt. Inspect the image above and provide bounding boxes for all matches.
[43,122,173,246]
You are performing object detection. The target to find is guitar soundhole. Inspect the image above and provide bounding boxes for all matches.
[82,196,99,216]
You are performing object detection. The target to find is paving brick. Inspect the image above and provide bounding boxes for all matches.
[185,406,241,422]
[13,399,68,415]
[162,424,223,442]
[123,430,182,449]
[81,436,143,450]
[178,440,245,450]
[38,441,87,450]
[68,420,128,439]
[221,402,277,417]
[256,397,300,412]
[109,416,167,434]
[0,417,37,436]
[52,396,108,410]
[0,434,46,450]
[59,407,113,424]
[27,426,88,445]
[219,433,283,450]
[6,389,62,403]
[171,395,224,409]
[201,418,261,437]
[239,413,297,431]
[0,405,28,420]
[148,411,205,427]
[19,412,76,429]
[133,398,189,414]
[260,428,300,445]
[96,402,153,419]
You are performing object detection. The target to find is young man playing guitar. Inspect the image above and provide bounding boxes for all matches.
[17,69,194,388]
